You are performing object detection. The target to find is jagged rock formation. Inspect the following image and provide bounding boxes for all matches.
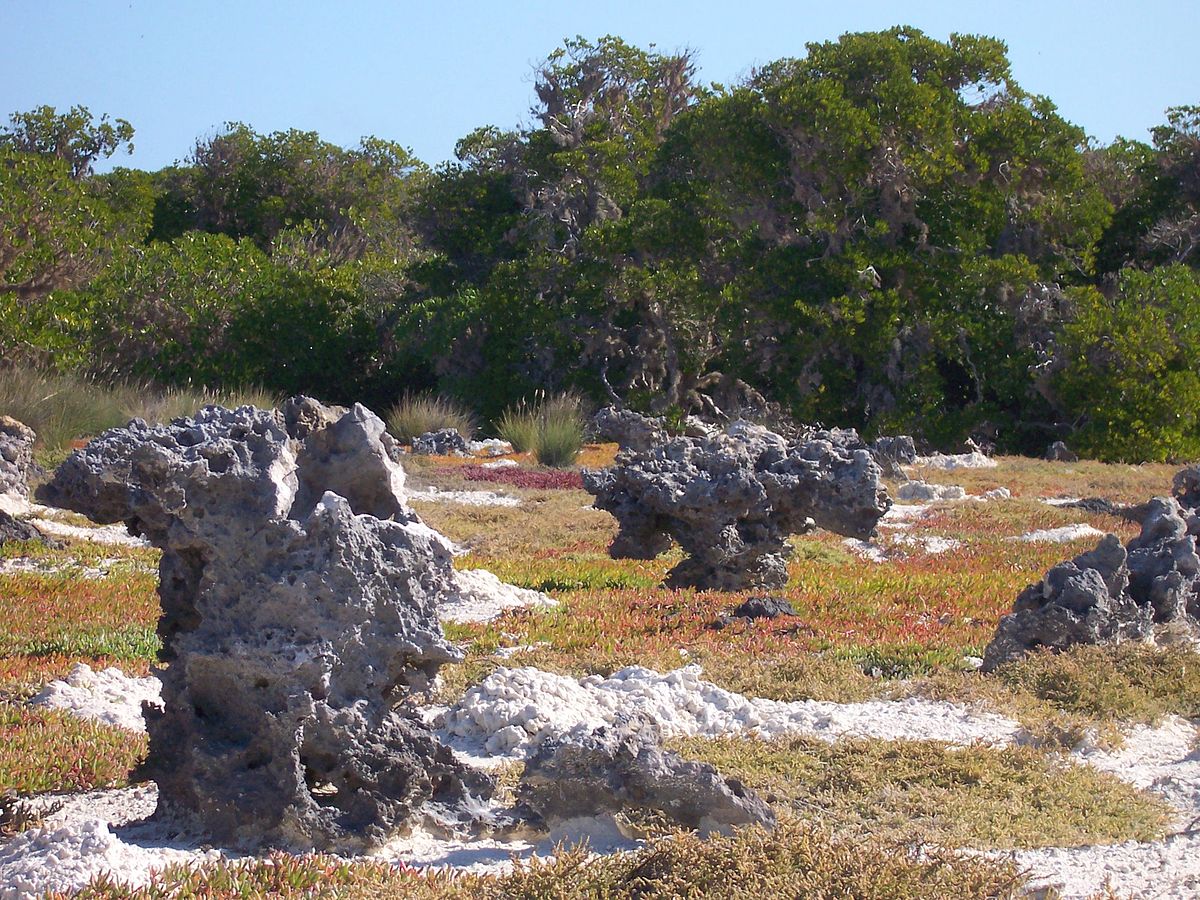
[517,716,775,835]
[411,428,468,456]
[591,407,668,452]
[0,416,40,513]
[871,434,917,470]
[0,509,59,547]
[583,421,889,590]
[983,476,1200,671]
[1046,440,1079,462]
[37,399,492,851]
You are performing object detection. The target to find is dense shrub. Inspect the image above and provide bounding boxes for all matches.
[1056,265,1200,462]
[496,394,585,467]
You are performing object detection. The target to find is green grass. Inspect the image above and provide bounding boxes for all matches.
[496,393,586,466]
[671,734,1171,850]
[0,364,279,453]
[385,392,478,443]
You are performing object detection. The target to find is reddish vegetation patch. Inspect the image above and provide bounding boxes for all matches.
[439,465,585,491]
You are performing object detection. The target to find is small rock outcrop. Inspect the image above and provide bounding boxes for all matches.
[37,400,492,851]
[517,717,775,835]
[1046,441,1079,462]
[0,416,40,513]
[411,428,469,456]
[0,509,59,547]
[583,422,889,590]
[983,475,1200,671]
[711,596,797,630]
[870,434,917,473]
[591,407,668,452]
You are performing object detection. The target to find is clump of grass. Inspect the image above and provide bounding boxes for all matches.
[672,734,1171,850]
[0,366,128,451]
[0,364,279,453]
[385,392,477,444]
[121,382,280,424]
[497,392,586,467]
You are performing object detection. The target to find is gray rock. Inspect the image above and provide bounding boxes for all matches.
[871,434,917,471]
[983,489,1200,671]
[0,509,60,547]
[517,716,775,835]
[37,400,492,851]
[712,596,797,630]
[411,428,468,456]
[591,407,667,452]
[583,423,889,591]
[0,416,40,503]
[1046,441,1079,462]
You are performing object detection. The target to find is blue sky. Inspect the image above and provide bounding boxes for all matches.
[3,1,1196,172]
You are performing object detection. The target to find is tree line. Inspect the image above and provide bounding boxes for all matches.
[2,28,1198,461]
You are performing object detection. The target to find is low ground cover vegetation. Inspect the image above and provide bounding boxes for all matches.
[1,448,1197,894]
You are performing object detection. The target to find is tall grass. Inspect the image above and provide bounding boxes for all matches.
[385,393,477,444]
[497,392,586,467]
[0,366,279,453]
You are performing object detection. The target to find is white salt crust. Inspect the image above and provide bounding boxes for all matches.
[1009,524,1107,543]
[407,487,521,507]
[909,451,998,470]
[442,569,557,624]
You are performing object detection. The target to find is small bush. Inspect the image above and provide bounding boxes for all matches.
[496,401,539,453]
[497,393,586,467]
[385,393,477,444]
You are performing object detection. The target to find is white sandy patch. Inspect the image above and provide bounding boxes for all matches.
[892,534,962,554]
[480,459,519,469]
[910,451,998,470]
[981,487,1012,501]
[466,439,514,457]
[1040,497,1083,506]
[1000,716,1200,899]
[31,664,161,733]
[877,503,931,530]
[1009,524,1106,544]
[440,665,1021,757]
[0,556,152,580]
[844,539,890,562]
[408,487,521,507]
[897,481,966,502]
[0,493,30,516]
[442,570,557,624]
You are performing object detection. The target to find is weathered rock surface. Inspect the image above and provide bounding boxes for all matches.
[870,434,917,472]
[0,509,59,547]
[1046,441,1079,462]
[583,422,889,590]
[0,416,40,512]
[411,428,468,456]
[37,400,492,851]
[516,716,775,835]
[591,407,668,452]
[983,475,1200,671]
[711,595,797,630]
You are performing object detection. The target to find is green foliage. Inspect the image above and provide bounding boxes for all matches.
[385,392,477,443]
[151,123,426,261]
[1056,265,1200,461]
[497,393,586,465]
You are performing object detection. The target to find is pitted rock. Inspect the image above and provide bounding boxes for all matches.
[583,422,889,591]
[517,716,775,835]
[36,399,492,851]
[984,484,1200,670]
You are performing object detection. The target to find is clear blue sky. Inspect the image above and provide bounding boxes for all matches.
[3,1,1196,172]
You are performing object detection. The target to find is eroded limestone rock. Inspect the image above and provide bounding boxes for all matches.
[591,407,667,452]
[583,422,889,590]
[411,428,468,456]
[0,416,40,513]
[517,716,775,835]
[37,401,492,851]
[983,477,1200,671]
